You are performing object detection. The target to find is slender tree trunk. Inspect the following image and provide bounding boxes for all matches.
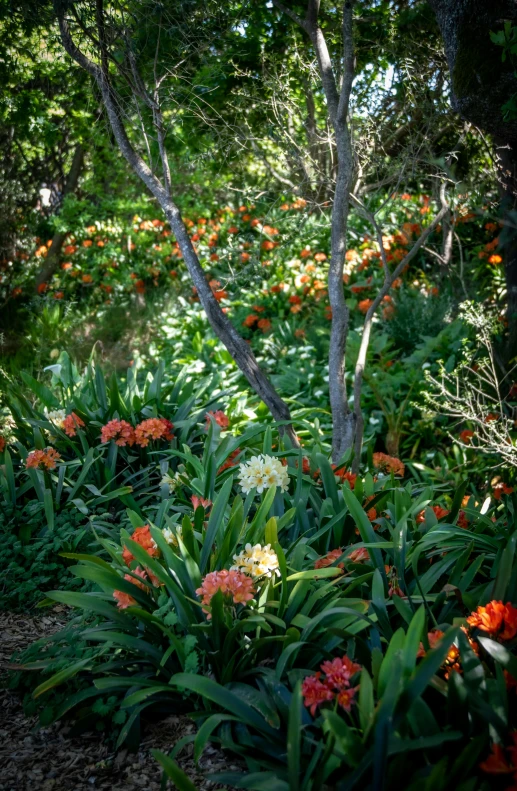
[35,143,84,289]
[55,5,299,447]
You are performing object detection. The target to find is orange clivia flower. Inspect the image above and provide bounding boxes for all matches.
[315,548,345,570]
[26,447,61,470]
[243,314,259,328]
[134,418,174,447]
[81,273,93,284]
[372,452,405,477]
[191,495,212,512]
[101,419,135,447]
[416,504,450,524]
[217,448,240,474]
[257,318,272,332]
[113,568,148,609]
[348,546,370,564]
[459,429,474,444]
[122,525,159,567]
[467,601,517,641]
[63,412,85,437]
[205,410,229,429]
[196,569,255,617]
[488,254,503,265]
[37,282,47,294]
[493,482,514,500]
[358,298,374,314]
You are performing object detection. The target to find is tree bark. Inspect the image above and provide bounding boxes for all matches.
[428,0,517,360]
[54,3,299,447]
[35,142,84,289]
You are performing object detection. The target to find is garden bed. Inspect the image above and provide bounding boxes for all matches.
[0,612,234,791]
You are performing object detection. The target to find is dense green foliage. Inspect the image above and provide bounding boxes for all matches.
[2,1,517,789]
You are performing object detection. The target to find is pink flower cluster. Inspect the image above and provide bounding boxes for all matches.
[100,417,174,447]
[196,569,255,618]
[302,655,361,716]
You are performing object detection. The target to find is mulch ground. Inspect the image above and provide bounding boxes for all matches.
[0,611,239,791]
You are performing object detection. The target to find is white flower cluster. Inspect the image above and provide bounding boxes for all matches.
[44,408,66,428]
[238,454,289,494]
[231,543,280,578]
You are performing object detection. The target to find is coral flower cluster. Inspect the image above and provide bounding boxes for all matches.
[101,417,174,447]
[205,410,229,430]
[26,447,61,470]
[238,454,289,494]
[302,655,361,716]
[122,525,159,566]
[372,452,405,477]
[113,567,148,609]
[63,412,85,437]
[315,548,345,570]
[467,600,517,641]
[196,569,255,617]
[416,504,450,524]
[231,543,280,578]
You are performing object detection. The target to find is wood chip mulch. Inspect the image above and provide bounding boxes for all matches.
[0,611,240,791]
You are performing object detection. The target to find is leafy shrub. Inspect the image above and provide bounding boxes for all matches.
[12,427,517,788]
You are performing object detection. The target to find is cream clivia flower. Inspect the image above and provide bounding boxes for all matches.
[162,526,182,547]
[238,454,289,494]
[44,408,66,428]
[160,472,181,492]
[231,543,280,578]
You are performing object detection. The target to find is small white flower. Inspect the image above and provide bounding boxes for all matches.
[238,454,289,495]
[161,472,181,492]
[162,526,182,546]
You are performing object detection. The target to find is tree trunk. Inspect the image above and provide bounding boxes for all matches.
[429,0,517,359]
[35,142,84,289]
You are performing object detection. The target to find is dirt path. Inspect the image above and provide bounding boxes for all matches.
[0,612,238,790]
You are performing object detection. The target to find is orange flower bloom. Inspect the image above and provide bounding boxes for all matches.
[26,447,61,470]
[101,419,136,446]
[348,546,370,564]
[81,274,93,284]
[217,448,240,474]
[417,629,445,658]
[82,239,93,248]
[315,548,345,570]
[243,314,259,327]
[488,254,503,265]
[372,452,405,477]
[261,240,277,251]
[459,429,474,444]
[416,504,450,524]
[493,482,514,500]
[480,743,515,775]
[467,601,517,641]
[113,568,148,609]
[63,412,85,437]
[122,525,159,567]
[191,495,212,512]
[134,418,174,447]
[314,252,327,261]
[358,298,374,314]
[205,410,229,429]
[53,291,64,299]
[257,318,272,332]
[37,282,47,294]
